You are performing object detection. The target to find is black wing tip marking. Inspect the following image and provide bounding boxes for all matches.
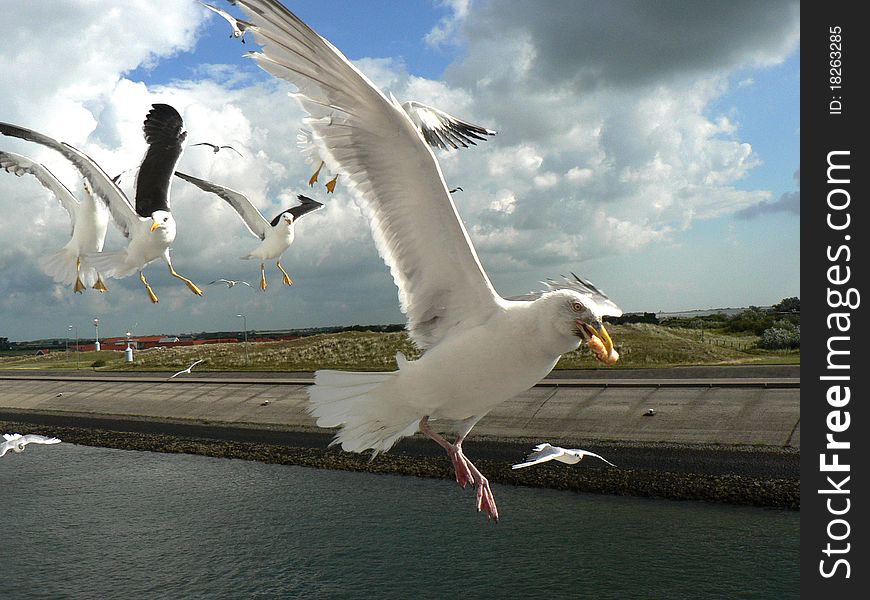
[272,195,324,225]
[143,104,186,145]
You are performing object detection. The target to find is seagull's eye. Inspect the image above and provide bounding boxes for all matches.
[571,302,583,312]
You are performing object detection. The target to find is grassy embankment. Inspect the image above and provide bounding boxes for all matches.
[0,324,799,373]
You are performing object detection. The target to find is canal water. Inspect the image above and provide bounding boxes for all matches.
[2,443,798,599]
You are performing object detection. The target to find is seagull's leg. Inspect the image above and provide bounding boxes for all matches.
[139,271,159,304]
[92,275,109,292]
[453,419,498,522]
[276,260,293,286]
[325,174,339,194]
[162,251,203,296]
[419,416,498,521]
[259,263,268,291]
[308,160,324,187]
[73,258,86,294]
[167,266,204,296]
[419,417,474,489]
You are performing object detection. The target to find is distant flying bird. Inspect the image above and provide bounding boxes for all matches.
[1,433,61,458]
[511,443,616,470]
[0,150,109,293]
[234,0,622,522]
[175,170,323,290]
[168,359,206,380]
[191,142,244,157]
[209,278,253,289]
[298,101,494,193]
[198,1,253,42]
[0,104,203,304]
[449,186,463,194]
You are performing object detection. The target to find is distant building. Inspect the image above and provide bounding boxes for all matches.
[35,348,51,356]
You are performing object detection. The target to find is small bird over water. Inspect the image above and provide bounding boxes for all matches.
[1,433,61,458]
[512,443,616,469]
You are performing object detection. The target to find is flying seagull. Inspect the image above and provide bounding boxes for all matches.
[0,105,203,304]
[233,0,622,521]
[175,170,323,290]
[199,1,253,42]
[168,359,206,380]
[191,142,244,157]
[299,101,495,193]
[511,443,616,470]
[1,433,61,458]
[209,278,253,289]
[0,150,109,293]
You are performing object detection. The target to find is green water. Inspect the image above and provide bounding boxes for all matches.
[2,444,798,599]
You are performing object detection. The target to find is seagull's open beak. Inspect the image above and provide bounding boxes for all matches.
[577,321,619,365]
[150,222,161,232]
[596,324,615,356]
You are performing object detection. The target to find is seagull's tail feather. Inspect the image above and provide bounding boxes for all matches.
[40,246,98,288]
[84,250,138,279]
[308,369,420,457]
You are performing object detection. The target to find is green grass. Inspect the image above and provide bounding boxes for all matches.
[0,325,798,373]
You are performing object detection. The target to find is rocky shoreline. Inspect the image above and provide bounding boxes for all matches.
[1,412,799,510]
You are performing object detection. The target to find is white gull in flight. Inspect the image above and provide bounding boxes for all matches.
[175,170,323,290]
[0,151,109,293]
[199,1,253,42]
[234,0,622,521]
[168,359,206,380]
[512,443,616,469]
[1,433,61,458]
[0,105,203,303]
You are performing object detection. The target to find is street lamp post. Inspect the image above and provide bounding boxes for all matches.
[68,324,80,369]
[236,314,249,364]
[93,318,100,352]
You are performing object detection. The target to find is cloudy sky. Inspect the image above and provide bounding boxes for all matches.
[0,0,799,342]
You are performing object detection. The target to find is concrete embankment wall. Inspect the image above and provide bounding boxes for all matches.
[0,374,799,448]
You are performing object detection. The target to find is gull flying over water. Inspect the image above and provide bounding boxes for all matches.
[175,171,323,290]
[1,433,61,458]
[512,443,616,469]
[168,359,206,380]
[0,150,109,293]
[233,0,623,521]
[191,142,244,157]
[0,104,203,304]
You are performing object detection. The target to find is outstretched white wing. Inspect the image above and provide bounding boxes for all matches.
[0,150,79,233]
[0,122,141,239]
[511,443,567,469]
[175,171,270,239]
[401,101,496,151]
[19,434,61,445]
[236,0,502,349]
